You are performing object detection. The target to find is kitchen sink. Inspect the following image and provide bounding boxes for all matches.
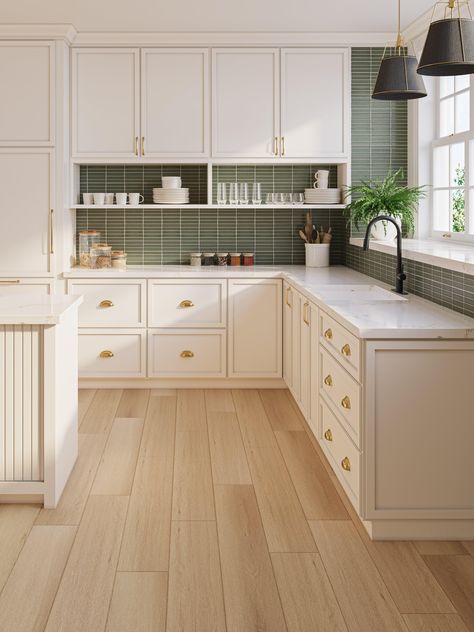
[311,284,408,302]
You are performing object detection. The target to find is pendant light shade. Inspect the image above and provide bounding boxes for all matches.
[372,0,427,100]
[418,16,474,76]
[372,54,428,99]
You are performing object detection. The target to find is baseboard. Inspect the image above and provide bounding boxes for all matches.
[367,519,474,541]
[79,377,287,389]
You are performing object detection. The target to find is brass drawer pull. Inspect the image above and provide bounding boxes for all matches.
[324,328,333,340]
[341,456,351,472]
[180,350,194,358]
[303,302,309,325]
[179,299,194,308]
[100,350,114,358]
[341,396,351,410]
[324,374,333,387]
[99,300,114,308]
[324,429,333,442]
[341,343,351,357]
[0,279,20,284]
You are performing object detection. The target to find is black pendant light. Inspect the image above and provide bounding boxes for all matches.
[418,0,474,76]
[372,0,427,100]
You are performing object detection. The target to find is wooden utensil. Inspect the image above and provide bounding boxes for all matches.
[322,227,332,244]
[299,229,308,242]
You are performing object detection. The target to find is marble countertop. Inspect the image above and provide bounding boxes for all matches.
[63,265,474,339]
[0,294,83,325]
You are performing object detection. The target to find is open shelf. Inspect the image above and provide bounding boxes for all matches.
[70,203,346,210]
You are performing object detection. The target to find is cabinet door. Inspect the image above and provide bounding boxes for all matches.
[283,283,293,388]
[300,299,311,420]
[290,289,302,403]
[0,149,53,275]
[281,48,349,158]
[0,42,54,146]
[228,279,282,378]
[141,48,209,157]
[212,49,279,158]
[72,48,140,158]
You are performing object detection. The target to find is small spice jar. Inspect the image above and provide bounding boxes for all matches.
[90,243,112,269]
[190,252,202,267]
[78,230,100,268]
[203,252,215,266]
[230,253,241,266]
[243,252,254,266]
[111,250,127,269]
[216,252,228,266]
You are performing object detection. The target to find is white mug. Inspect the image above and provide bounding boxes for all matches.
[105,193,115,204]
[115,192,128,205]
[93,192,106,205]
[313,170,330,189]
[82,192,94,205]
[162,176,182,189]
[129,192,144,205]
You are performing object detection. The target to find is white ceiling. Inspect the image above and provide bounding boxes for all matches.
[1,0,434,33]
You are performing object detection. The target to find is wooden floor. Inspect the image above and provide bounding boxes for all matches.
[0,389,473,632]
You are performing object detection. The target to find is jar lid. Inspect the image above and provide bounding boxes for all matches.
[190,252,202,257]
[94,243,111,248]
[243,252,254,256]
[230,253,241,257]
[203,252,215,257]
[217,252,228,257]
[79,230,100,235]
[111,250,127,257]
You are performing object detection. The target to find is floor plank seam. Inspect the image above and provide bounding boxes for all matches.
[164,391,178,632]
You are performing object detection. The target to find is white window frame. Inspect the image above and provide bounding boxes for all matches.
[431,77,474,243]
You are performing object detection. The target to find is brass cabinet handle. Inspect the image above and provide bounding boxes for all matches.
[303,302,309,325]
[179,299,194,308]
[180,350,194,358]
[99,300,114,308]
[285,286,291,307]
[274,136,278,156]
[324,429,333,442]
[324,328,333,340]
[341,396,351,410]
[324,374,333,387]
[0,279,20,284]
[100,350,114,358]
[341,456,351,472]
[135,136,139,156]
[141,136,145,156]
[49,209,54,255]
[281,136,285,157]
[341,343,351,357]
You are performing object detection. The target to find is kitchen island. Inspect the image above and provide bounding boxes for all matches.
[0,294,82,508]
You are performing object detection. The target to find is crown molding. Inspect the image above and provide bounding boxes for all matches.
[0,23,77,43]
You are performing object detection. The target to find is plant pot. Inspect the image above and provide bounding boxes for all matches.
[370,217,401,242]
[305,243,330,268]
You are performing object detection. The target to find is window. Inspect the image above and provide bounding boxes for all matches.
[431,75,474,241]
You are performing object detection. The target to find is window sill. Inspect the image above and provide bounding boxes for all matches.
[349,237,474,276]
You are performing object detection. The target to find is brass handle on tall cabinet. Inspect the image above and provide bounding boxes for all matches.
[324,374,333,387]
[303,302,309,325]
[274,136,279,156]
[49,209,54,255]
[285,286,291,307]
[135,136,139,156]
[341,456,351,471]
[324,328,333,340]
[179,299,194,308]
[99,300,114,308]
[281,137,285,156]
[341,343,351,357]
[141,136,145,156]
[100,350,114,358]
[180,350,194,358]
[324,429,333,442]
[341,396,351,410]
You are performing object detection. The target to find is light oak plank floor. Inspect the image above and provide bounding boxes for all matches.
[0,388,471,632]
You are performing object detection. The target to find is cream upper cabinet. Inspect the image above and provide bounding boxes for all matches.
[280,48,349,159]
[212,48,279,158]
[0,42,54,146]
[0,149,53,275]
[141,48,209,157]
[72,48,140,158]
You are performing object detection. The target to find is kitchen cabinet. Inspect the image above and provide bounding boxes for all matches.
[0,41,55,147]
[280,48,349,158]
[0,279,53,295]
[212,48,280,158]
[228,279,282,378]
[0,149,54,275]
[72,48,140,158]
[78,329,147,378]
[290,288,302,403]
[141,49,209,157]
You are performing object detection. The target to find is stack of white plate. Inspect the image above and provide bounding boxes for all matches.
[153,187,189,204]
[304,188,341,205]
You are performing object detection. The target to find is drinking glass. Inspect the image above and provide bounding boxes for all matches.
[229,182,239,205]
[276,192,288,205]
[292,192,304,205]
[217,182,227,205]
[265,192,275,205]
[252,183,262,205]
[239,182,249,205]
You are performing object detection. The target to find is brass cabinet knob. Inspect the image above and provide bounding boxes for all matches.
[324,429,333,442]
[324,328,333,340]
[341,343,351,357]
[341,396,351,410]
[179,299,194,308]
[180,350,194,358]
[324,374,333,387]
[99,300,114,308]
[341,456,351,472]
[99,350,114,358]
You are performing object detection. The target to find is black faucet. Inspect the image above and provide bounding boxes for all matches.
[363,215,407,295]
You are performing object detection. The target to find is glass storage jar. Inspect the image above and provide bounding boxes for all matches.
[230,253,241,266]
[203,252,215,266]
[111,250,127,269]
[90,243,112,269]
[190,252,202,266]
[216,253,228,266]
[243,252,254,266]
[78,230,100,268]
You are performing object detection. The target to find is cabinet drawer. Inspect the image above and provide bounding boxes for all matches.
[320,398,360,502]
[148,280,226,328]
[0,278,52,295]
[68,280,146,327]
[78,329,146,377]
[320,311,360,380]
[148,329,226,377]
[320,346,361,445]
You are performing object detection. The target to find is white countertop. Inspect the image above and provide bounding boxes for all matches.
[0,294,83,325]
[64,265,474,339]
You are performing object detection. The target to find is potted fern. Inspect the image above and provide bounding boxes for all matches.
[344,170,426,242]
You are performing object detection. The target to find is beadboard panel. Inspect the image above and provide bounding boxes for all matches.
[0,325,43,482]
